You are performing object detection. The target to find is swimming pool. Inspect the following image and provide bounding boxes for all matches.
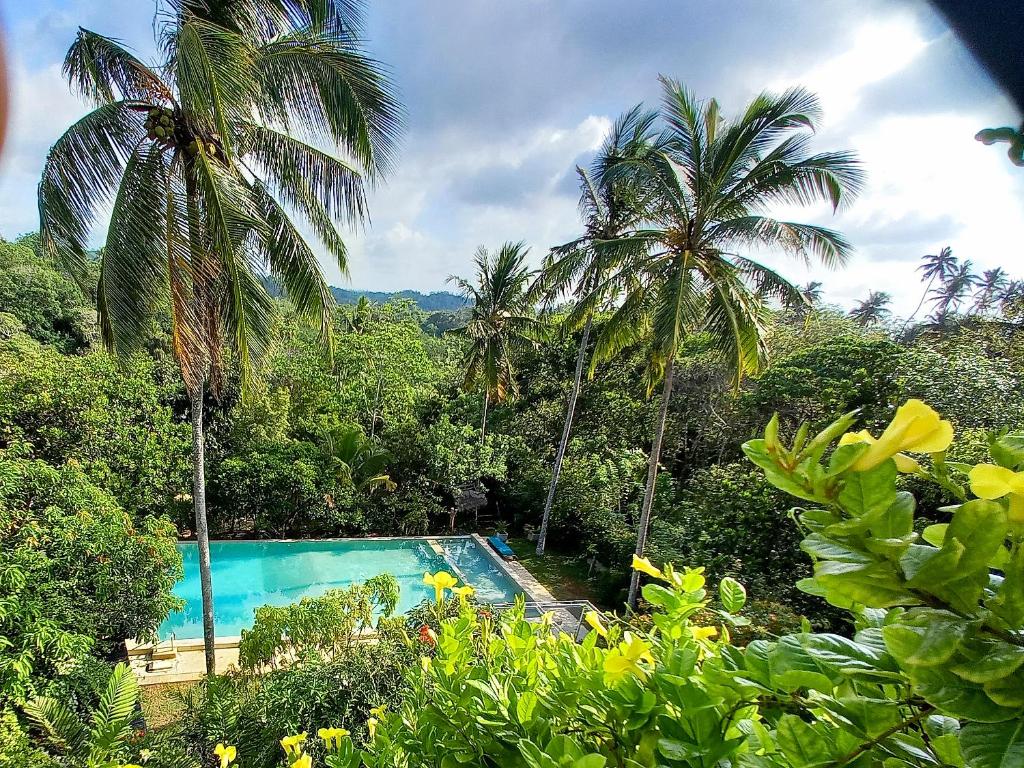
[159,536,522,639]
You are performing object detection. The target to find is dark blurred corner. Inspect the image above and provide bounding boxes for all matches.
[930,0,1024,113]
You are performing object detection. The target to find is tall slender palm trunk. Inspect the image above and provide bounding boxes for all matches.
[900,275,936,336]
[481,390,490,442]
[627,357,674,610]
[190,391,216,674]
[536,316,593,555]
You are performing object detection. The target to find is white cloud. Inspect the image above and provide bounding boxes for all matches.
[769,15,929,128]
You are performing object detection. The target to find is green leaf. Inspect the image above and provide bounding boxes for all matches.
[837,461,896,519]
[571,756,606,768]
[908,666,1019,722]
[719,577,747,613]
[882,609,967,667]
[949,639,1024,684]
[959,720,1024,768]
[775,713,834,767]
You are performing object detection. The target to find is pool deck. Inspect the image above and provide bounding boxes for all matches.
[128,533,557,685]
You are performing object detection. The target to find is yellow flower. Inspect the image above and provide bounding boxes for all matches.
[420,655,432,673]
[584,610,608,637]
[840,400,953,472]
[214,743,237,768]
[317,727,350,751]
[690,625,718,642]
[969,464,1024,523]
[367,717,379,739]
[423,571,459,602]
[603,633,654,685]
[838,430,923,474]
[292,754,312,768]
[451,585,475,602]
[280,733,307,756]
[631,555,664,580]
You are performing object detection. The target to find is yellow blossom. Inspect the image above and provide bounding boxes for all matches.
[969,464,1024,523]
[631,555,664,580]
[451,585,475,602]
[317,727,350,751]
[690,625,718,642]
[292,754,312,768]
[603,633,654,685]
[840,400,952,472]
[423,571,459,602]
[280,733,307,756]
[420,656,432,673]
[584,610,608,637]
[838,430,923,474]
[214,744,236,768]
[367,717,379,739]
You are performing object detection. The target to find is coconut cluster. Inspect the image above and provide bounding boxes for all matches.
[145,107,176,144]
[144,106,219,159]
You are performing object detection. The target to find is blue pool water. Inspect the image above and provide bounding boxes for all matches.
[159,536,522,639]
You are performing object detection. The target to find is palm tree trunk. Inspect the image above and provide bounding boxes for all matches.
[190,390,217,674]
[480,390,489,442]
[627,357,674,610]
[536,316,593,555]
[900,276,935,336]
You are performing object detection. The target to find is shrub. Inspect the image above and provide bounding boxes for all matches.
[646,462,841,628]
[238,575,401,671]
[0,455,181,709]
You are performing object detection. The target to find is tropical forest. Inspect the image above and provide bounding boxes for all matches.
[1,1,1024,767]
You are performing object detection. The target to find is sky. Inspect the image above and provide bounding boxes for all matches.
[0,0,1021,315]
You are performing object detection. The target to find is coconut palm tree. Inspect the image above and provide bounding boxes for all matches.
[448,242,543,441]
[901,247,957,332]
[533,105,659,556]
[38,1,401,672]
[849,291,892,326]
[971,267,1009,316]
[597,78,863,608]
[928,260,978,324]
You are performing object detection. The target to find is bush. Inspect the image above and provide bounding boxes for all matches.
[0,455,181,709]
[239,575,401,671]
[646,462,840,628]
[0,328,190,519]
[208,441,340,536]
[175,636,415,768]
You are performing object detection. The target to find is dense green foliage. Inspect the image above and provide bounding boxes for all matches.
[130,400,1024,768]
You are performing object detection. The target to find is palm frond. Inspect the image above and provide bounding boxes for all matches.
[98,143,172,354]
[251,180,334,342]
[707,215,852,269]
[23,696,88,758]
[38,102,146,285]
[243,123,366,226]
[255,26,402,177]
[175,17,257,156]
[87,662,138,760]
[64,28,171,105]
[192,147,274,391]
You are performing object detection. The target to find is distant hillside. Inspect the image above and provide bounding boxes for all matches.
[329,287,468,311]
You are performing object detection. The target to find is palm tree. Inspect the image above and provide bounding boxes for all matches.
[38,1,400,673]
[533,105,658,556]
[928,260,978,324]
[448,242,542,441]
[849,291,892,326]
[901,247,957,332]
[971,267,1009,315]
[598,78,863,608]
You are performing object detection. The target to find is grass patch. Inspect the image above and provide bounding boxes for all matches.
[139,682,192,730]
[505,537,607,607]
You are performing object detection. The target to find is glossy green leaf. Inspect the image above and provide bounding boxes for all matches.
[959,720,1024,768]
[719,577,747,613]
